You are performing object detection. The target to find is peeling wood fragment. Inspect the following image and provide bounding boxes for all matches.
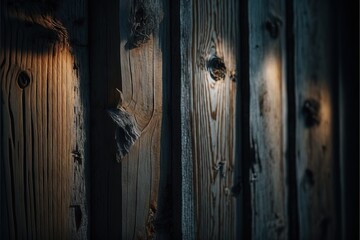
[125,1,163,49]
[108,89,141,162]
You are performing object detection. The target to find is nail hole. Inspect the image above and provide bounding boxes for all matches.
[18,71,30,89]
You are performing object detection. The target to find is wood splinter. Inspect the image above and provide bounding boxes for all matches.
[108,89,141,162]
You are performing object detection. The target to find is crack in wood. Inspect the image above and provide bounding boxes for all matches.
[69,205,82,231]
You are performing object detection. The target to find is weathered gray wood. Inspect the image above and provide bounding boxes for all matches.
[184,0,240,238]
[0,0,89,239]
[176,0,196,238]
[294,1,337,239]
[248,1,287,239]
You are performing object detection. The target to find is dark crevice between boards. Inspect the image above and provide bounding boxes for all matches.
[153,0,173,237]
[285,0,299,239]
[238,0,252,239]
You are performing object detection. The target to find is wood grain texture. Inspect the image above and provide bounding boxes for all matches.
[190,0,239,238]
[0,0,89,239]
[119,0,168,238]
[294,0,337,239]
[248,1,287,239]
[177,0,195,238]
[89,0,168,238]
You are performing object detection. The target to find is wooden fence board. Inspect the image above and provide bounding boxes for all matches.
[90,0,169,238]
[187,0,240,238]
[0,0,89,239]
[248,1,287,239]
[118,0,168,238]
[294,1,337,239]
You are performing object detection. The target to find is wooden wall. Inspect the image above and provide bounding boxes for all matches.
[1,0,358,239]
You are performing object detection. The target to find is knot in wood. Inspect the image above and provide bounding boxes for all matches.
[265,19,279,38]
[18,71,30,89]
[206,56,226,81]
[303,98,320,127]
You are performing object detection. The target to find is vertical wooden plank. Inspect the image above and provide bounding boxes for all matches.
[0,0,89,238]
[294,0,337,239]
[90,0,168,238]
[187,0,239,238]
[248,0,288,239]
[118,0,168,238]
[172,0,195,238]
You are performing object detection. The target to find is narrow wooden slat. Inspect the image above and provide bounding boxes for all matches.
[186,0,239,238]
[1,0,88,238]
[248,0,288,239]
[118,0,167,238]
[90,0,168,238]
[293,1,337,239]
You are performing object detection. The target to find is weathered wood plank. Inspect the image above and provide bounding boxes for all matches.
[90,0,168,238]
[187,0,239,238]
[248,1,287,239]
[171,0,195,238]
[0,0,89,238]
[294,1,337,239]
[118,0,167,238]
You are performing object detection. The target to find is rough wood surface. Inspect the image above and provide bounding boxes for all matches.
[171,0,196,238]
[248,1,287,239]
[90,0,168,238]
[119,0,167,238]
[294,1,337,239]
[0,0,89,239]
[189,0,239,238]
